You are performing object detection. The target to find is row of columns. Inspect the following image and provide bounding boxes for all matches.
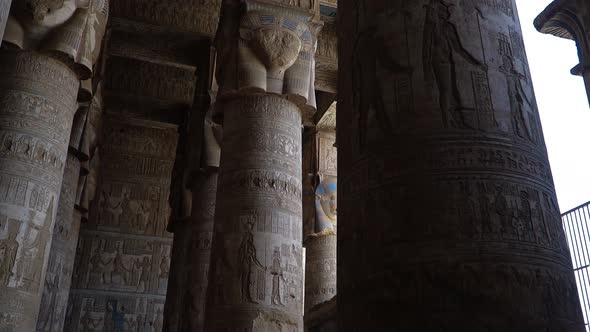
[0,0,587,331]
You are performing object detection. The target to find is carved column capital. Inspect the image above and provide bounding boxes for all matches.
[216,1,318,109]
[3,0,109,79]
[536,0,590,105]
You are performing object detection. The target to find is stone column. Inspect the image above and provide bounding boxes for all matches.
[337,0,585,331]
[36,84,103,332]
[205,2,317,330]
[303,126,337,331]
[36,153,81,332]
[65,116,178,331]
[536,0,590,106]
[163,105,222,332]
[0,52,77,332]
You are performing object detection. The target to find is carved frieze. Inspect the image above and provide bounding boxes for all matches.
[315,16,337,93]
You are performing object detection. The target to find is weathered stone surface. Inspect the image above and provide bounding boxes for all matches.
[36,153,81,332]
[205,95,304,331]
[0,50,79,332]
[4,0,108,79]
[315,16,337,93]
[337,0,585,330]
[0,0,10,45]
[66,116,178,331]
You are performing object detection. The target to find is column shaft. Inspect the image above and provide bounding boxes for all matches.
[0,0,10,44]
[36,153,81,332]
[337,0,585,330]
[206,95,304,331]
[0,50,78,331]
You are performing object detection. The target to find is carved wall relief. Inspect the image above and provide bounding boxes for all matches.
[0,50,78,332]
[66,116,178,331]
[205,95,304,331]
[4,0,108,79]
[338,0,584,330]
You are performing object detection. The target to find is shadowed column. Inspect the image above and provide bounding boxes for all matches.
[337,0,585,331]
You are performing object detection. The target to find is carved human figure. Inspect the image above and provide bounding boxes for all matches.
[500,54,537,142]
[423,0,485,128]
[134,256,151,292]
[270,247,285,306]
[238,218,265,304]
[0,222,19,287]
[37,271,60,331]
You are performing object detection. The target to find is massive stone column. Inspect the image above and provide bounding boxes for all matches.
[0,50,78,332]
[535,0,590,106]
[164,105,222,332]
[338,0,585,331]
[0,1,107,328]
[205,1,317,330]
[303,110,337,331]
[65,116,178,332]
[36,85,104,332]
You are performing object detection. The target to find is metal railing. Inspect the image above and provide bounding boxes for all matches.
[562,201,590,331]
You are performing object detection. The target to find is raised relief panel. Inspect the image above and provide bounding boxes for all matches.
[315,16,337,93]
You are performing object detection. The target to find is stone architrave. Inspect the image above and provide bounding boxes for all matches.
[337,0,585,331]
[205,2,317,330]
[303,129,336,325]
[0,0,10,44]
[36,153,81,332]
[65,116,178,332]
[0,50,79,331]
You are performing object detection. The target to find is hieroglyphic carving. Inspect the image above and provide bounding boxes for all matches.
[206,95,304,330]
[110,0,221,37]
[36,154,81,332]
[337,0,584,330]
[4,0,109,79]
[105,57,196,105]
[0,50,78,331]
[65,290,166,332]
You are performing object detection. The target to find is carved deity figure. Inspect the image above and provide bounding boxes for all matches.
[314,177,337,234]
[270,247,285,306]
[500,54,537,143]
[0,222,20,287]
[37,270,60,331]
[111,245,131,286]
[423,0,485,128]
[238,218,265,304]
[134,256,151,292]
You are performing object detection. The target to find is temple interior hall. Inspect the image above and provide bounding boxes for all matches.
[0,0,589,331]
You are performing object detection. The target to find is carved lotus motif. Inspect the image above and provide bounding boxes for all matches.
[251,27,302,73]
